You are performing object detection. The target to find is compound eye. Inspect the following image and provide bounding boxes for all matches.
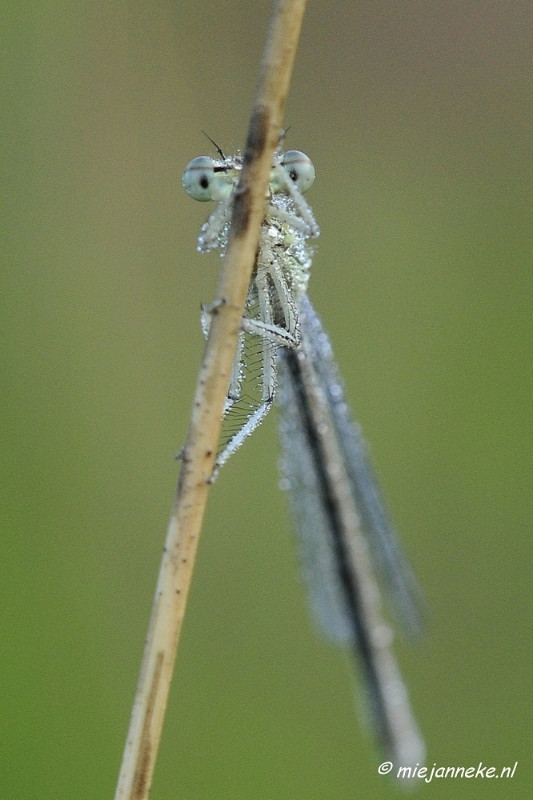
[182,156,234,201]
[282,150,315,193]
[182,157,216,201]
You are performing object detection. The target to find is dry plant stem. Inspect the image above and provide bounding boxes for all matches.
[114,2,308,798]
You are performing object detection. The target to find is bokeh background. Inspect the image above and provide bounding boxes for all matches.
[2,2,532,798]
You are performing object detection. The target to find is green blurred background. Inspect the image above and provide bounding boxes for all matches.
[1,2,532,798]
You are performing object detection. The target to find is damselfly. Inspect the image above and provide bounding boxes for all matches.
[182,145,425,768]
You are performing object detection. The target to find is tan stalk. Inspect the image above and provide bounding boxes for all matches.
[114,1,308,798]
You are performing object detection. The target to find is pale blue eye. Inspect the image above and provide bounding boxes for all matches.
[182,156,235,202]
[282,150,315,193]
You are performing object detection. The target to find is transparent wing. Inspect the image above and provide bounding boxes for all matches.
[277,296,425,766]
[294,294,424,638]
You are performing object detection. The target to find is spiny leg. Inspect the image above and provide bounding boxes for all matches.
[214,267,298,477]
